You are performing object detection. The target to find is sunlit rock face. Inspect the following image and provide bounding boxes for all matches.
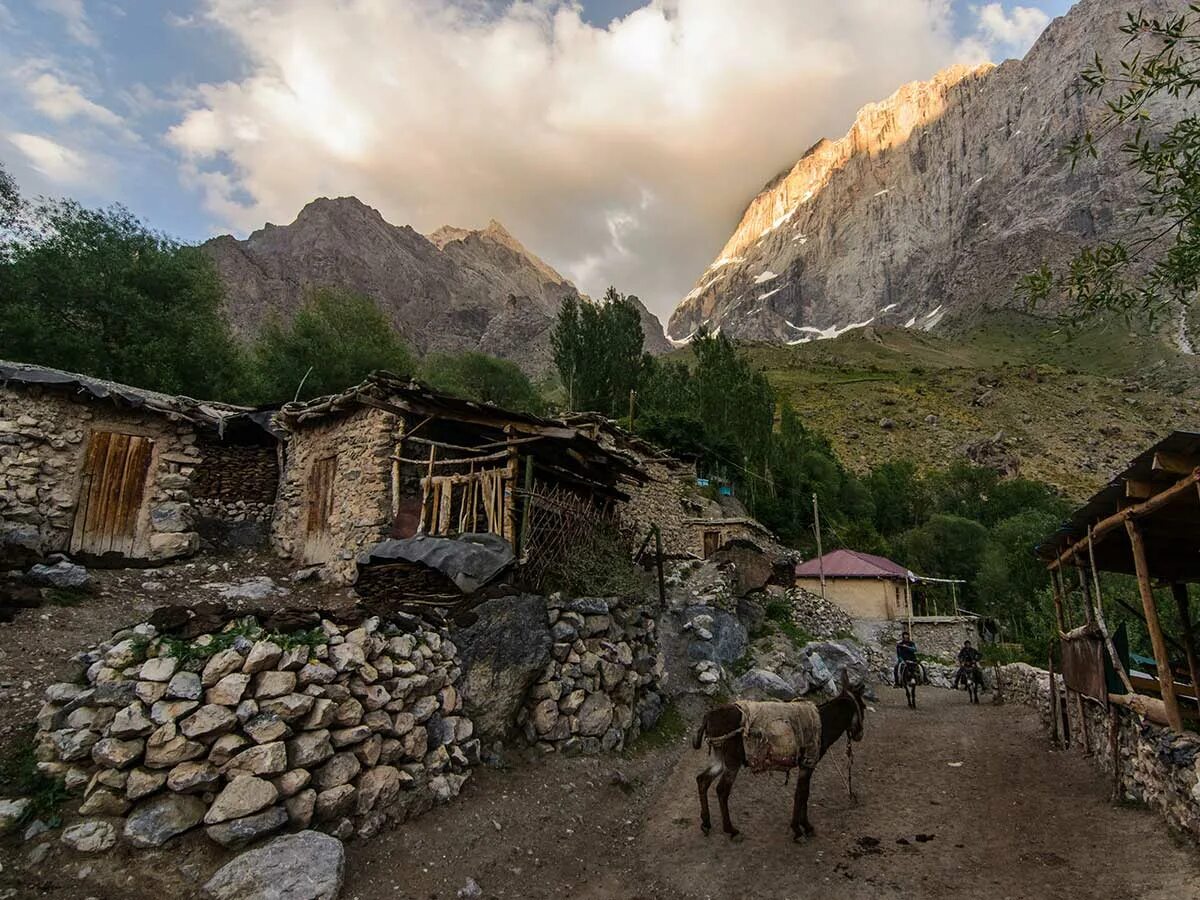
[667,0,1189,345]
[205,198,670,376]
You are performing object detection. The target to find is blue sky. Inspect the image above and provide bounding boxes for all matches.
[1,0,1075,315]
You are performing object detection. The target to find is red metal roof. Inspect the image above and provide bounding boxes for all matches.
[794,549,914,580]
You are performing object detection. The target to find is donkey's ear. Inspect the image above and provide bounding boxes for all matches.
[840,670,850,692]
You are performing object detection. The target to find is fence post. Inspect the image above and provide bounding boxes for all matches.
[654,525,665,606]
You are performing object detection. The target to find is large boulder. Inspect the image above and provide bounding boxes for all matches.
[202,830,344,899]
[454,594,551,741]
[733,669,797,701]
[682,606,747,666]
[710,540,775,597]
[27,560,90,589]
[794,640,869,695]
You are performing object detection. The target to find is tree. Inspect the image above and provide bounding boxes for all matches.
[900,514,991,593]
[418,351,544,414]
[1022,8,1200,321]
[0,162,20,230]
[251,287,413,402]
[0,199,244,398]
[551,287,644,416]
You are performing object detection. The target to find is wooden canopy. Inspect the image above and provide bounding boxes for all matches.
[1037,431,1200,733]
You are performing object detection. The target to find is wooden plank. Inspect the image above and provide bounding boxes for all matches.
[98,433,130,556]
[1152,451,1199,476]
[1125,519,1184,731]
[1124,479,1157,500]
[1170,583,1200,714]
[81,431,112,554]
[113,436,152,557]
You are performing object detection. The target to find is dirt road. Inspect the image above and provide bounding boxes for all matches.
[346,688,1198,900]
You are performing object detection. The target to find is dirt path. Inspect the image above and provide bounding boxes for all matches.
[346,688,1199,900]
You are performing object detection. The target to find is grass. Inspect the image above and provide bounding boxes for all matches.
[158,618,327,666]
[42,586,92,607]
[0,725,69,827]
[624,702,687,756]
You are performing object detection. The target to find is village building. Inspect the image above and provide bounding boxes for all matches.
[0,361,279,565]
[270,373,644,583]
[566,413,782,559]
[793,549,915,620]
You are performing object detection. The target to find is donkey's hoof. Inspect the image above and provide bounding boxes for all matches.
[700,822,710,836]
[727,830,743,843]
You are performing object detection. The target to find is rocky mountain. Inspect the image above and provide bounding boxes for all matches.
[668,0,1187,345]
[205,197,670,375]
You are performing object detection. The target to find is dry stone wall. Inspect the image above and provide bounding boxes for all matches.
[0,386,202,562]
[520,595,663,753]
[998,663,1200,841]
[618,458,698,557]
[193,440,279,528]
[33,610,475,850]
[272,407,397,582]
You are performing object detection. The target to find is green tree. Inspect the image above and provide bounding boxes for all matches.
[901,514,991,591]
[866,460,928,535]
[0,161,20,230]
[551,287,644,416]
[0,199,244,398]
[418,350,544,414]
[251,287,413,402]
[1022,7,1200,320]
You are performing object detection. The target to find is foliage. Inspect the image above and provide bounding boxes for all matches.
[250,287,413,402]
[157,618,326,666]
[0,199,246,399]
[624,702,687,756]
[532,520,648,598]
[0,725,68,826]
[551,287,644,416]
[1021,7,1200,321]
[418,350,544,414]
[0,161,21,229]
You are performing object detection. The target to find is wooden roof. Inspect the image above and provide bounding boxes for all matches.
[1037,431,1200,581]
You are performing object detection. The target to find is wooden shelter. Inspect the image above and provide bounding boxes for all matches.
[270,372,645,583]
[1038,431,1200,734]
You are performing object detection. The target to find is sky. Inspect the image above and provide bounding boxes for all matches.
[0,0,1074,320]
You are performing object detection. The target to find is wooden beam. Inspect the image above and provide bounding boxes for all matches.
[1125,519,1184,731]
[1088,527,1135,695]
[1171,583,1200,714]
[1050,468,1200,569]
[1152,451,1200,476]
[1124,479,1157,500]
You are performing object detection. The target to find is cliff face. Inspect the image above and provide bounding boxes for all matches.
[667,0,1186,344]
[205,197,670,375]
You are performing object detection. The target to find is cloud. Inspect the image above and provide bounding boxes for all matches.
[167,0,1011,318]
[36,0,98,47]
[19,63,127,130]
[7,132,88,184]
[957,3,1050,61]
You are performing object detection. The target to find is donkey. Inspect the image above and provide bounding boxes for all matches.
[900,658,920,709]
[692,675,866,841]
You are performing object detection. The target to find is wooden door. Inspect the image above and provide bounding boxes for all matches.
[703,529,721,558]
[71,431,154,558]
[303,456,337,563]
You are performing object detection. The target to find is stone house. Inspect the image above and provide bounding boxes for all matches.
[270,373,643,583]
[0,361,278,564]
[794,549,916,620]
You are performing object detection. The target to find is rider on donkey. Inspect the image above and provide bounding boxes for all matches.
[952,639,983,689]
[893,629,919,687]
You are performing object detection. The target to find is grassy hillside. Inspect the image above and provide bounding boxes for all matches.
[727,312,1200,500]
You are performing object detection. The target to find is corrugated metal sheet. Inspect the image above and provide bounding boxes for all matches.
[795,548,915,580]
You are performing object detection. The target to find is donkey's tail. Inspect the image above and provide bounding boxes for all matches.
[692,715,707,750]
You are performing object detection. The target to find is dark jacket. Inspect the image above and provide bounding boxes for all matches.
[896,639,918,663]
[957,646,982,665]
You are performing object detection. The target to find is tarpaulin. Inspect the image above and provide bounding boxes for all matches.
[358,532,514,594]
[1061,631,1109,704]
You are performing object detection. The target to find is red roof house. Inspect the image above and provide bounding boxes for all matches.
[794,549,915,620]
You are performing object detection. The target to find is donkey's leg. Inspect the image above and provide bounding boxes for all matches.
[716,764,741,838]
[791,767,815,837]
[696,758,722,835]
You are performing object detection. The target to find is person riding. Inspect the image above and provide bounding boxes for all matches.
[894,630,918,687]
[953,639,983,689]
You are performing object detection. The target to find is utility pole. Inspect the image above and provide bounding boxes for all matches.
[813,492,826,602]
[628,389,636,429]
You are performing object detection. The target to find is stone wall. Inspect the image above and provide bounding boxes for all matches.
[272,408,397,582]
[33,610,474,851]
[997,663,1200,841]
[192,439,279,531]
[618,458,698,557]
[520,595,663,753]
[0,386,203,562]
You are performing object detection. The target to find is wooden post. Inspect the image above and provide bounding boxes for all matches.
[503,426,519,546]
[1050,565,1067,633]
[1170,583,1200,714]
[1108,709,1122,802]
[1088,528,1135,695]
[812,493,826,603]
[1075,553,1096,626]
[518,459,535,562]
[1124,519,1184,731]
[417,445,436,534]
[1048,647,1062,748]
[654,525,666,606]
[1075,690,1092,755]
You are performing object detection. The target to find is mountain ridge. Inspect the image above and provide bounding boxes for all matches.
[667,0,1188,346]
[204,196,671,376]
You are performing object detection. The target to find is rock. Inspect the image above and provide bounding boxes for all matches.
[455,594,552,741]
[78,788,130,816]
[274,769,311,799]
[577,693,614,737]
[28,560,90,589]
[329,643,365,673]
[734,669,797,700]
[110,702,154,738]
[209,733,250,766]
[200,830,344,900]
[52,728,100,761]
[285,790,316,829]
[244,712,291,744]
[298,662,337,686]
[181,704,238,740]
[222,742,288,778]
[682,606,747,665]
[206,805,289,848]
[91,736,144,769]
[330,726,370,748]
[355,766,401,815]
[260,693,315,721]
[151,501,194,532]
[203,649,246,686]
[313,753,361,791]
[243,640,284,674]
[150,531,199,560]
[207,673,251,706]
[530,699,559,735]
[205,775,279,825]
[140,657,179,682]
[287,731,334,769]
[166,671,203,701]
[167,761,221,793]
[457,878,482,899]
[126,767,168,800]
[144,725,205,769]
[0,798,31,833]
[314,785,356,820]
[254,670,297,699]
[151,699,199,724]
[60,820,117,853]
[217,577,287,602]
[124,793,207,848]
